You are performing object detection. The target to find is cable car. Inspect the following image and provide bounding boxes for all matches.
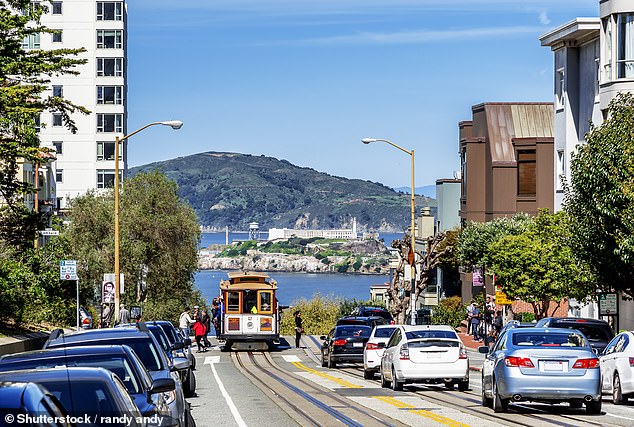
[219,271,280,351]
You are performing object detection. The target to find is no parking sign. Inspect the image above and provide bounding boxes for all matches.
[60,260,77,281]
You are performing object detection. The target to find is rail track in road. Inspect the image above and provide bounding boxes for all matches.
[303,334,625,427]
[231,351,405,427]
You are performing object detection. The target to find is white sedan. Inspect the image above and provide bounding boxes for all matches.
[379,324,469,391]
[600,330,634,404]
[363,325,397,379]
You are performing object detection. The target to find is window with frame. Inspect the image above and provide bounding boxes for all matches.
[226,292,241,313]
[517,150,536,196]
[34,115,40,133]
[52,141,63,155]
[22,33,40,49]
[97,57,124,77]
[51,1,62,14]
[617,13,634,79]
[97,2,123,21]
[460,150,467,197]
[258,291,273,314]
[97,86,123,104]
[97,30,123,49]
[96,169,121,189]
[52,30,62,43]
[52,85,63,98]
[97,141,121,161]
[556,68,565,109]
[55,169,63,183]
[52,113,63,127]
[604,17,613,82]
[556,150,565,190]
[97,114,123,132]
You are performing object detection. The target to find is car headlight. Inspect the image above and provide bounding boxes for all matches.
[163,390,176,405]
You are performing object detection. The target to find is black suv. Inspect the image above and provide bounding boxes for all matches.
[534,317,615,354]
[351,306,394,323]
[337,316,387,328]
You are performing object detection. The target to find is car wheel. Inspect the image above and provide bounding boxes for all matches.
[613,373,626,405]
[321,352,327,367]
[444,380,454,390]
[569,400,583,409]
[183,369,196,398]
[185,408,196,427]
[585,399,602,415]
[391,368,403,391]
[492,379,508,413]
[327,354,337,369]
[189,353,196,370]
[481,381,492,408]
[364,369,375,380]
[458,378,469,392]
[380,369,389,388]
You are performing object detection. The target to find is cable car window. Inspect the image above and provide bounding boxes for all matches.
[227,292,241,313]
[259,291,273,314]
[244,290,258,314]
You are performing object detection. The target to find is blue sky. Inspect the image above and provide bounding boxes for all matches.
[126,0,598,189]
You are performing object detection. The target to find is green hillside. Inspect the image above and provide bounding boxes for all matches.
[129,152,435,231]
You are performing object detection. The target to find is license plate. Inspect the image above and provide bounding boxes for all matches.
[426,352,441,358]
[543,361,563,371]
[353,342,363,348]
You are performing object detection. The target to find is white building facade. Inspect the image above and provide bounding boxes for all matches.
[38,1,127,210]
[540,0,634,329]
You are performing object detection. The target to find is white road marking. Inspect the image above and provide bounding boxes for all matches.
[605,412,634,421]
[206,357,246,427]
[281,355,301,362]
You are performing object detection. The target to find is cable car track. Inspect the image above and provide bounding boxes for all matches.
[232,351,403,427]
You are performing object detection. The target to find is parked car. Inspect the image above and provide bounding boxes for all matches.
[146,322,196,398]
[499,320,534,335]
[336,316,387,328]
[479,327,601,414]
[363,325,397,379]
[599,330,634,404]
[146,320,195,370]
[351,306,394,323]
[0,381,72,427]
[44,326,193,427]
[379,325,469,391]
[321,325,372,368]
[0,345,174,426]
[534,317,614,354]
[79,306,92,329]
[0,367,145,426]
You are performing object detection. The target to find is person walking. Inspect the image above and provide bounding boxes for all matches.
[191,317,207,353]
[294,310,303,349]
[200,309,211,349]
[470,305,480,341]
[179,307,194,338]
[118,304,130,325]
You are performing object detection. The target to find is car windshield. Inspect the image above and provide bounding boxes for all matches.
[36,380,118,425]
[53,339,163,372]
[335,327,371,337]
[0,355,140,394]
[158,324,179,344]
[149,328,170,352]
[361,309,392,320]
[555,324,613,341]
[512,332,587,348]
[408,340,459,348]
[374,327,397,338]
[405,330,458,340]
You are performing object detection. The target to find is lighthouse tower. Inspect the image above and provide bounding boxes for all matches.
[249,222,260,241]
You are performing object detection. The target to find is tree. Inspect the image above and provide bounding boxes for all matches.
[0,1,88,249]
[65,171,201,323]
[565,92,634,298]
[488,210,595,319]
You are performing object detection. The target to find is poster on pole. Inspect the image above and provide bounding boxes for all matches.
[472,267,484,287]
[102,279,115,304]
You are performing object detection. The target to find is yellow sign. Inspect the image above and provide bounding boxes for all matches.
[495,291,512,305]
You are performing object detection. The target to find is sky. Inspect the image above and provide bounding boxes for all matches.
[126,0,598,189]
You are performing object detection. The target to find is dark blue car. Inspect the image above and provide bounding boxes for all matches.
[0,381,71,427]
[0,345,174,426]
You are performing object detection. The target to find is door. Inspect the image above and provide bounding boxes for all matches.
[601,334,621,391]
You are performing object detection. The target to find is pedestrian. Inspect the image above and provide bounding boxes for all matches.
[294,310,303,349]
[191,317,207,353]
[466,302,476,335]
[211,300,221,337]
[101,303,112,328]
[493,310,503,338]
[470,305,480,341]
[179,307,194,338]
[118,304,130,325]
[200,309,211,349]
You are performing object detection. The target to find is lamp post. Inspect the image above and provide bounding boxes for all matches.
[113,120,183,323]
[362,138,416,325]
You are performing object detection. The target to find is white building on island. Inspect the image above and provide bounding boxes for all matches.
[268,218,358,240]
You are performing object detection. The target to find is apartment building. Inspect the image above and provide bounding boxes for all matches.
[37,1,127,210]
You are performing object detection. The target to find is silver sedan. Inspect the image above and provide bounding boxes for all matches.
[480,327,601,414]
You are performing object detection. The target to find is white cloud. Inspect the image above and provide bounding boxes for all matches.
[539,10,551,25]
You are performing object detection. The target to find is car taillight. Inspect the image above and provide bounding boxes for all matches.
[366,342,380,350]
[573,358,599,369]
[82,318,90,324]
[459,344,467,359]
[333,339,347,346]
[504,356,534,368]
[400,343,409,360]
[629,357,634,367]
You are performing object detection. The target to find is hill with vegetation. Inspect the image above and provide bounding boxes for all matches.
[130,151,435,231]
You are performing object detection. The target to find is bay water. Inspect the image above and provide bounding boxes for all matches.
[195,232,403,305]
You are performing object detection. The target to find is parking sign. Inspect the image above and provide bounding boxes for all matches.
[60,260,77,281]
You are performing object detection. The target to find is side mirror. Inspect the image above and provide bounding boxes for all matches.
[478,345,490,354]
[147,378,175,398]
[171,342,184,351]
[171,358,190,372]
[377,342,386,348]
[319,336,326,340]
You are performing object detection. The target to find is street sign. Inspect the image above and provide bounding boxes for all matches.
[60,260,77,281]
[599,293,618,315]
[495,291,512,305]
[39,228,59,236]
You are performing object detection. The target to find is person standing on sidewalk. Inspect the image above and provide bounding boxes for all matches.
[179,307,194,338]
[294,310,303,349]
[470,305,480,341]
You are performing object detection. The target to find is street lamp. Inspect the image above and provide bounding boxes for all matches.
[362,138,417,325]
[113,120,183,323]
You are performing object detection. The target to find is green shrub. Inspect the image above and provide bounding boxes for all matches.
[280,294,341,335]
[515,312,535,322]
[431,296,466,329]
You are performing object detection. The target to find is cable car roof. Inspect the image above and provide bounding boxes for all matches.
[220,271,278,290]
